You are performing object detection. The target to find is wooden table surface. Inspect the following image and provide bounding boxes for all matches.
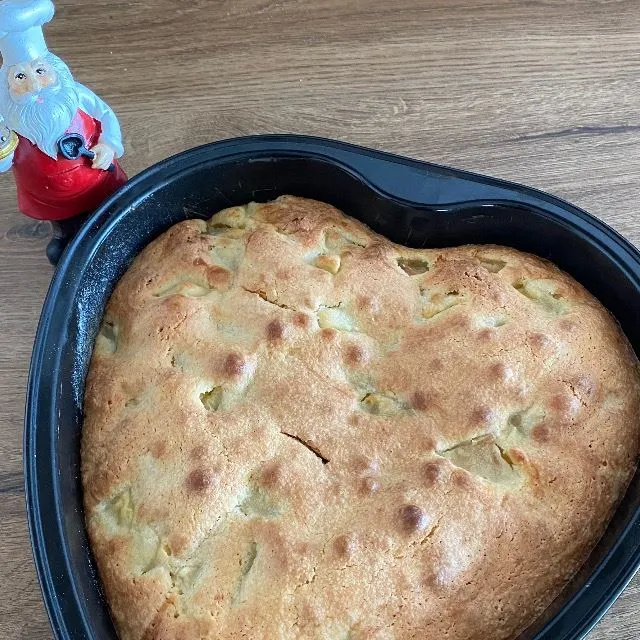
[1,0,639,638]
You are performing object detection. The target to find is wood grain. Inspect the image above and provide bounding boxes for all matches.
[0,1,639,638]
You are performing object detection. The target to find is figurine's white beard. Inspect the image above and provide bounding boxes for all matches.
[0,55,79,159]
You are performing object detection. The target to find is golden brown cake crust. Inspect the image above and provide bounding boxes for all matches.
[82,196,640,640]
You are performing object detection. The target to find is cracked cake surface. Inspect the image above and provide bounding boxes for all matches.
[82,196,640,640]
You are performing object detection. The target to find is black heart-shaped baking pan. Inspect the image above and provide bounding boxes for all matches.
[25,135,640,639]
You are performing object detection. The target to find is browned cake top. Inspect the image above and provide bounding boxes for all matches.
[82,196,640,640]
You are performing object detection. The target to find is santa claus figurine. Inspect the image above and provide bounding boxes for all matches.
[0,0,127,264]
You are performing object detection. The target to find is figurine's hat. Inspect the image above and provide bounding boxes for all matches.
[0,0,55,68]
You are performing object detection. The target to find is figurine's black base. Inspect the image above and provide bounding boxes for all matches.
[46,237,67,266]
[46,213,90,266]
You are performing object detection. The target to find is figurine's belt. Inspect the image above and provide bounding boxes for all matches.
[0,130,18,160]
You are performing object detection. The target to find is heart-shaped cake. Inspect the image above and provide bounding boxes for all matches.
[82,196,640,640]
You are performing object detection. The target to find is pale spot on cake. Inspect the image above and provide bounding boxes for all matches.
[422,289,465,320]
[478,257,507,273]
[359,392,408,416]
[602,391,626,413]
[324,227,367,252]
[98,487,134,532]
[234,541,258,604]
[397,257,430,276]
[172,562,206,597]
[239,486,280,518]
[153,279,214,298]
[169,350,189,371]
[96,320,118,354]
[193,257,235,286]
[314,253,341,274]
[476,315,507,329]
[200,386,223,411]
[438,435,522,486]
[317,305,356,332]
[159,540,174,558]
[508,406,546,436]
[208,237,247,270]
[514,279,570,315]
[124,396,141,409]
[132,526,165,576]
[207,205,249,232]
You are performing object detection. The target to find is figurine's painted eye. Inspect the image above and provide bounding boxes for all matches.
[36,68,46,75]
[15,73,27,80]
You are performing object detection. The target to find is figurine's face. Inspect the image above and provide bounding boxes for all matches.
[7,58,58,101]
[0,52,79,160]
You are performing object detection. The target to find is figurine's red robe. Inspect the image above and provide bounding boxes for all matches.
[12,109,127,221]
